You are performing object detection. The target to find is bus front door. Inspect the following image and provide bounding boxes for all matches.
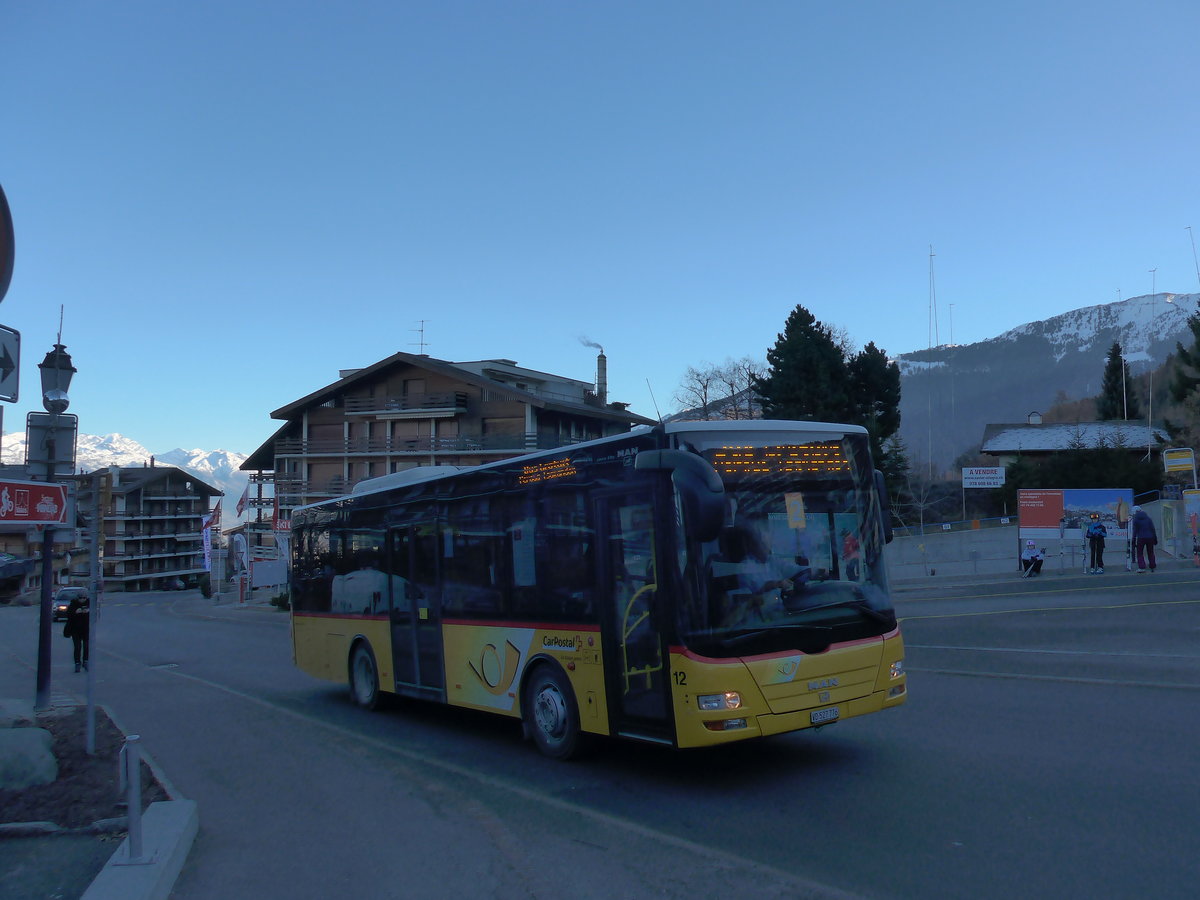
[386,523,445,698]
[598,494,672,744]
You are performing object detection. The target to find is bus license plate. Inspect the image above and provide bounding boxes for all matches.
[810,707,840,725]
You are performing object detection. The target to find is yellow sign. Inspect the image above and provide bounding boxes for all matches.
[1163,447,1195,473]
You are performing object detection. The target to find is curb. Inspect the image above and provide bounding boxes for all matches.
[81,799,198,900]
[80,705,199,900]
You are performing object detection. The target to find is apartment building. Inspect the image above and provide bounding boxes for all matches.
[73,462,221,593]
[242,350,656,521]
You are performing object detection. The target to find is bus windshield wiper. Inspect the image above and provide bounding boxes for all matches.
[718,623,834,648]
[790,597,894,624]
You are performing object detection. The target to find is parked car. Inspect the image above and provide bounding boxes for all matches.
[52,587,88,622]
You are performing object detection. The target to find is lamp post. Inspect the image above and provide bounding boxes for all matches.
[33,342,75,711]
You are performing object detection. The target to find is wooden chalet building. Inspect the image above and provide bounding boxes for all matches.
[241,351,656,529]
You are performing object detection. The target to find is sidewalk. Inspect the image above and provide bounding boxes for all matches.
[0,592,203,900]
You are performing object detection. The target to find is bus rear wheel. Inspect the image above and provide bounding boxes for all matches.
[349,643,381,711]
[523,664,584,760]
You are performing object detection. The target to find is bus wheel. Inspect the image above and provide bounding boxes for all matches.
[349,643,381,711]
[523,664,582,760]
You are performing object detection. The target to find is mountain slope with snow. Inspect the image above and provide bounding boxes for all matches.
[896,292,1197,470]
[1,432,249,498]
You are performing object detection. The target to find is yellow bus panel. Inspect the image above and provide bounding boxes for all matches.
[292,614,393,686]
[670,632,907,748]
[443,622,610,735]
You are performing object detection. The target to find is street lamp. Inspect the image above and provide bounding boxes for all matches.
[33,341,75,711]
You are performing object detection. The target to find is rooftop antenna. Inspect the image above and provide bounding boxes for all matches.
[411,320,429,354]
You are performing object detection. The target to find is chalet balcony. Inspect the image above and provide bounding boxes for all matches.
[342,391,468,417]
[273,433,538,457]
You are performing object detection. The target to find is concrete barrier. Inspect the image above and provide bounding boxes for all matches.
[886,501,1184,583]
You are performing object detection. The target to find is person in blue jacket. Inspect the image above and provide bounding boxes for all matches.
[1085,513,1107,574]
[1130,506,1158,573]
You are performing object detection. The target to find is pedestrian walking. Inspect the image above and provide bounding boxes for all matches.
[1130,505,1158,573]
[62,592,90,672]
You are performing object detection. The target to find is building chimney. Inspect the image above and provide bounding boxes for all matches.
[596,351,607,405]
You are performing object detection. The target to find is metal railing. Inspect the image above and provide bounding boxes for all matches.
[341,391,468,415]
[892,515,1016,538]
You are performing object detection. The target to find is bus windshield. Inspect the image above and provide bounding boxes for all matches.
[673,429,896,657]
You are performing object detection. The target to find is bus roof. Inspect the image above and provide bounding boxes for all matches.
[663,419,868,436]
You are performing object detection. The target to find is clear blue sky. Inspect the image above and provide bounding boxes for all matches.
[3,1,1199,455]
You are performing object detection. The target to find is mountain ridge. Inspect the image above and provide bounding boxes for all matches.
[896,291,1197,470]
[1,431,249,499]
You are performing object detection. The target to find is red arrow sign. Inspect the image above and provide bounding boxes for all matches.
[0,480,68,525]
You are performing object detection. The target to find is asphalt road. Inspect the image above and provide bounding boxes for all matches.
[5,573,1197,899]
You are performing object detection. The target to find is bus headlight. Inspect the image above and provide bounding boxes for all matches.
[697,691,742,711]
[890,660,904,679]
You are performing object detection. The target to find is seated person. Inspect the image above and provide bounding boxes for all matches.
[710,525,803,624]
[1020,540,1044,576]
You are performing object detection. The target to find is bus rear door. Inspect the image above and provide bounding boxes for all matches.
[386,522,445,698]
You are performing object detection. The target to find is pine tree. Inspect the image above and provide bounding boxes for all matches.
[753,304,904,477]
[847,341,902,461]
[1096,341,1139,420]
[753,305,852,422]
[1169,310,1200,404]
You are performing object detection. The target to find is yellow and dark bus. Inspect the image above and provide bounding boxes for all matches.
[288,420,906,758]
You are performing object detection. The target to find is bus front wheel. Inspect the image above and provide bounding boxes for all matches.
[349,643,381,711]
[523,664,583,760]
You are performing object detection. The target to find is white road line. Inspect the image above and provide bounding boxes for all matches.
[908,644,1200,660]
[100,646,856,900]
[906,666,1200,690]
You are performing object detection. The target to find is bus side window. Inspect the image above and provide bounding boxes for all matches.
[293,528,333,614]
[541,488,595,618]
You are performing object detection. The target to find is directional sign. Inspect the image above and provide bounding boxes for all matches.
[25,412,77,474]
[0,478,68,525]
[0,324,18,402]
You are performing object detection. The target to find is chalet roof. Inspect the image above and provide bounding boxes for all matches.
[271,352,653,424]
[105,464,222,497]
[980,420,1167,454]
[242,420,296,471]
[269,351,654,424]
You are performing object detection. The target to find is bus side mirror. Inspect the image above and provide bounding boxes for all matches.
[635,450,726,542]
[875,469,894,544]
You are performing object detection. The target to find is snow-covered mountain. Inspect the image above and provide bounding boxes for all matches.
[897,292,1198,470]
[1,431,249,499]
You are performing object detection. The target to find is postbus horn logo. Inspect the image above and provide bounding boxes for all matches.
[469,640,522,696]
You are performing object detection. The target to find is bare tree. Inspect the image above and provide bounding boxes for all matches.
[673,364,719,419]
[716,356,764,419]
[674,357,764,420]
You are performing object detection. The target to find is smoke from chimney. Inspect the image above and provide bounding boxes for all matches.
[579,337,607,405]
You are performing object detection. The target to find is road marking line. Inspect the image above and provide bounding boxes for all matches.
[900,597,1200,621]
[906,666,1200,690]
[99,647,854,900]
[907,644,1200,659]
